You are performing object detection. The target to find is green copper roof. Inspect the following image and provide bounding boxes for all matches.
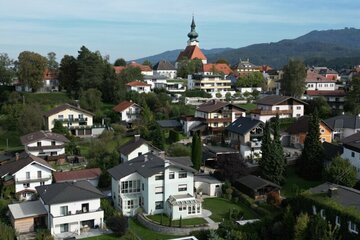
[187,16,198,41]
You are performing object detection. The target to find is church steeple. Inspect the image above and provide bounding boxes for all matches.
[187,16,199,46]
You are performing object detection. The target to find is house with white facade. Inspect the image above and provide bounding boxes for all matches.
[153,60,177,79]
[250,95,306,122]
[36,181,104,237]
[0,152,54,200]
[187,73,231,97]
[108,153,201,220]
[341,132,360,178]
[44,104,98,137]
[20,131,69,159]
[113,101,141,124]
[126,81,152,93]
[119,136,160,162]
[324,115,360,140]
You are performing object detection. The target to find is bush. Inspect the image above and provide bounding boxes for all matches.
[106,216,128,236]
[0,221,16,240]
[35,229,54,240]
[167,144,190,157]
[112,123,127,135]
[101,198,118,219]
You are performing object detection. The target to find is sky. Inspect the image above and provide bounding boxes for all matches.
[0,0,359,62]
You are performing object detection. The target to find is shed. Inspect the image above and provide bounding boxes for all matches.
[235,175,280,200]
[194,174,223,197]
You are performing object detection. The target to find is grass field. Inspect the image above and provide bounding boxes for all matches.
[147,214,207,226]
[23,92,71,110]
[238,103,256,112]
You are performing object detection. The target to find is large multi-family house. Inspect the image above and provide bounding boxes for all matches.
[234,59,260,76]
[0,152,54,200]
[250,95,306,122]
[195,100,246,133]
[226,117,264,159]
[35,181,104,236]
[153,60,177,79]
[44,104,96,137]
[113,101,141,124]
[187,73,231,96]
[341,132,360,178]
[20,131,69,160]
[108,153,200,220]
[119,136,160,162]
[126,81,152,94]
[201,63,233,78]
[324,115,360,140]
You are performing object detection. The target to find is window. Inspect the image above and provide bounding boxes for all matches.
[155,173,164,180]
[26,172,30,180]
[138,152,142,156]
[336,216,341,226]
[320,209,326,219]
[179,172,187,178]
[169,172,175,179]
[127,200,134,209]
[60,206,68,216]
[68,114,73,121]
[51,140,56,146]
[23,183,30,188]
[213,123,218,127]
[296,114,301,117]
[60,223,69,233]
[78,114,84,119]
[40,181,45,186]
[179,205,186,211]
[349,221,358,234]
[121,180,141,193]
[296,106,301,110]
[155,201,163,210]
[37,171,42,179]
[178,184,187,192]
[352,152,355,158]
[81,203,89,213]
[197,205,201,213]
[276,107,280,111]
[312,205,317,215]
[320,128,325,133]
[155,186,164,194]
[142,183,144,191]
[37,142,42,147]
[58,115,64,120]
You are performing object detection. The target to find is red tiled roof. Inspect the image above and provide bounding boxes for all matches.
[128,62,152,72]
[305,90,346,96]
[113,66,126,74]
[202,64,233,75]
[43,69,58,81]
[53,168,101,183]
[306,69,335,83]
[126,81,151,87]
[176,45,207,62]
[113,101,135,113]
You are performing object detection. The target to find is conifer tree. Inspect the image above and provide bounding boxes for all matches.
[152,125,165,150]
[191,132,202,171]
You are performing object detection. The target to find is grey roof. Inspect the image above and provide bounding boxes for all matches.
[309,182,360,212]
[341,132,360,151]
[156,120,182,128]
[256,95,307,106]
[108,153,196,181]
[119,138,150,155]
[236,175,280,191]
[36,181,104,205]
[194,174,222,184]
[153,60,176,71]
[197,101,246,113]
[324,115,360,130]
[9,200,48,219]
[20,130,69,145]
[204,145,239,154]
[44,103,94,117]
[0,152,54,178]
[322,142,343,161]
[226,117,263,135]
[167,156,193,167]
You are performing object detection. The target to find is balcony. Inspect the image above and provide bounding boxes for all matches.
[126,112,140,117]
[16,176,52,184]
[51,208,104,225]
[205,117,232,123]
[251,109,292,116]
[58,118,88,123]
[27,144,65,151]
[249,140,262,148]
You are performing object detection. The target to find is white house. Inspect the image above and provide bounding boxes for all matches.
[36,181,104,237]
[324,115,360,140]
[305,69,337,91]
[250,95,306,122]
[113,101,141,123]
[341,132,360,178]
[0,152,55,200]
[126,81,152,93]
[194,174,222,197]
[119,136,159,162]
[108,153,201,220]
[44,104,96,137]
[20,131,69,158]
[187,73,231,96]
[153,60,177,79]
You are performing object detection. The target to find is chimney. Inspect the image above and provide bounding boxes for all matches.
[144,155,148,162]
[164,159,170,168]
[15,152,19,161]
[328,187,338,198]
[134,134,140,141]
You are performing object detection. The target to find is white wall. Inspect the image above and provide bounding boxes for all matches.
[50,198,100,217]
[26,139,66,156]
[120,105,141,122]
[129,86,151,93]
[47,108,93,130]
[124,144,151,162]
[15,163,53,193]
[306,82,336,91]
[342,147,360,178]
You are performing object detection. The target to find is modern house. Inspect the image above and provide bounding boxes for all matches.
[36,181,104,237]
[187,73,231,95]
[194,100,246,133]
[287,116,333,148]
[341,133,360,178]
[0,152,55,200]
[324,115,360,140]
[153,60,177,79]
[53,168,102,187]
[44,104,97,137]
[108,153,201,220]
[226,117,264,159]
[250,95,306,122]
[126,81,152,94]
[119,136,159,162]
[113,100,141,124]
[20,131,69,160]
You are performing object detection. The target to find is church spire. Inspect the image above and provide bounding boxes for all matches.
[187,15,199,46]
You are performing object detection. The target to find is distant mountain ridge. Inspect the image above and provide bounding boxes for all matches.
[133,28,360,69]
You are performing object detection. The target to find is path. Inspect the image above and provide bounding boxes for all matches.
[201,209,219,229]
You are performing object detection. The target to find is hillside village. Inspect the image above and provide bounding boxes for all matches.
[1,17,360,240]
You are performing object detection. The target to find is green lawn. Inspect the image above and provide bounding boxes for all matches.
[81,234,121,240]
[23,92,71,110]
[238,103,256,112]
[147,214,207,226]
[282,166,322,197]
[203,197,258,222]
[0,129,23,151]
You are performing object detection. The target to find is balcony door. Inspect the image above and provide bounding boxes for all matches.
[81,203,89,213]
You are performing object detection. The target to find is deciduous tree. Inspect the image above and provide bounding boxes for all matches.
[59,55,79,97]
[345,73,360,114]
[281,59,306,98]
[47,52,59,70]
[324,155,357,187]
[0,53,15,85]
[79,88,103,113]
[114,58,126,66]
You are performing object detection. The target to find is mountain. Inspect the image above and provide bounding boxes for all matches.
[134,28,360,69]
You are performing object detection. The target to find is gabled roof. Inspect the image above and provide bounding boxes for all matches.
[108,153,196,181]
[44,103,94,117]
[236,60,259,70]
[226,117,263,135]
[43,69,58,81]
[0,152,54,178]
[202,64,232,75]
[305,90,345,96]
[236,175,280,191]
[9,200,47,220]
[306,69,335,83]
[126,81,151,87]
[119,138,151,156]
[341,132,360,151]
[324,115,360,130]
[53,168,102,183]
[113,101,139,113]
[128,62,152,72]
[36,181,104,205]
[156,120,181,128]
[113,66,126,74]
[256,95,306,106]
[322,142,343,161]
[20,131,69,145]
[196,101,246,113]
[153,60,176,71]
[287,116,333,134]
[176,45,207,62]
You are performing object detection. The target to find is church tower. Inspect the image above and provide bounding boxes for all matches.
[187,16,199,47]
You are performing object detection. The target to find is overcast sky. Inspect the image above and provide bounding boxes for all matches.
[1,0,359,62]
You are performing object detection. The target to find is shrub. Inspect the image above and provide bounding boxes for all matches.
[101,198,118,219]
[167,144,190,157]
[106,216,128,236]
[0,221,16,240]
[35,229,54,240]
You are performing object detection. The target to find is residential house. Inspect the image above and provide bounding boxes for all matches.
[287,116,333,148]
[126,81,151,93]
[313,67,339,80]
[108,153,201,219]
[341,132,360,178]
[14,68,59,92]
[20,131,69,161]
[226,117,264,159]
[180,116,204,136]
[0,152,54,200]
[153,60,177,79]
[201,63,233,78]
[250,95,306,122]
[44,104,99,137]
[144,74,168,90]
[203,145,239,163]
[194,100,246,133]
[156,120,182,130]
[187,73,231,96]
[36,181,104,236]
[119,136,159,162]
[113,101,141,124]
[324,115,360,140]
[114,62,153,76]
[234,59,260,76]
[53,168,102,187]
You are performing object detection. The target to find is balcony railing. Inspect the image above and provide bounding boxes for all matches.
[52,208,102,219]
[58,118,88,123]
[251,109,292,116]
[205,117,232,123]
[16,176,52,184]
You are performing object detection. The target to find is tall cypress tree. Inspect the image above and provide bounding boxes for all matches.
[297,110,324,180]
[259,121,271,177]
[191,132,202,171]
